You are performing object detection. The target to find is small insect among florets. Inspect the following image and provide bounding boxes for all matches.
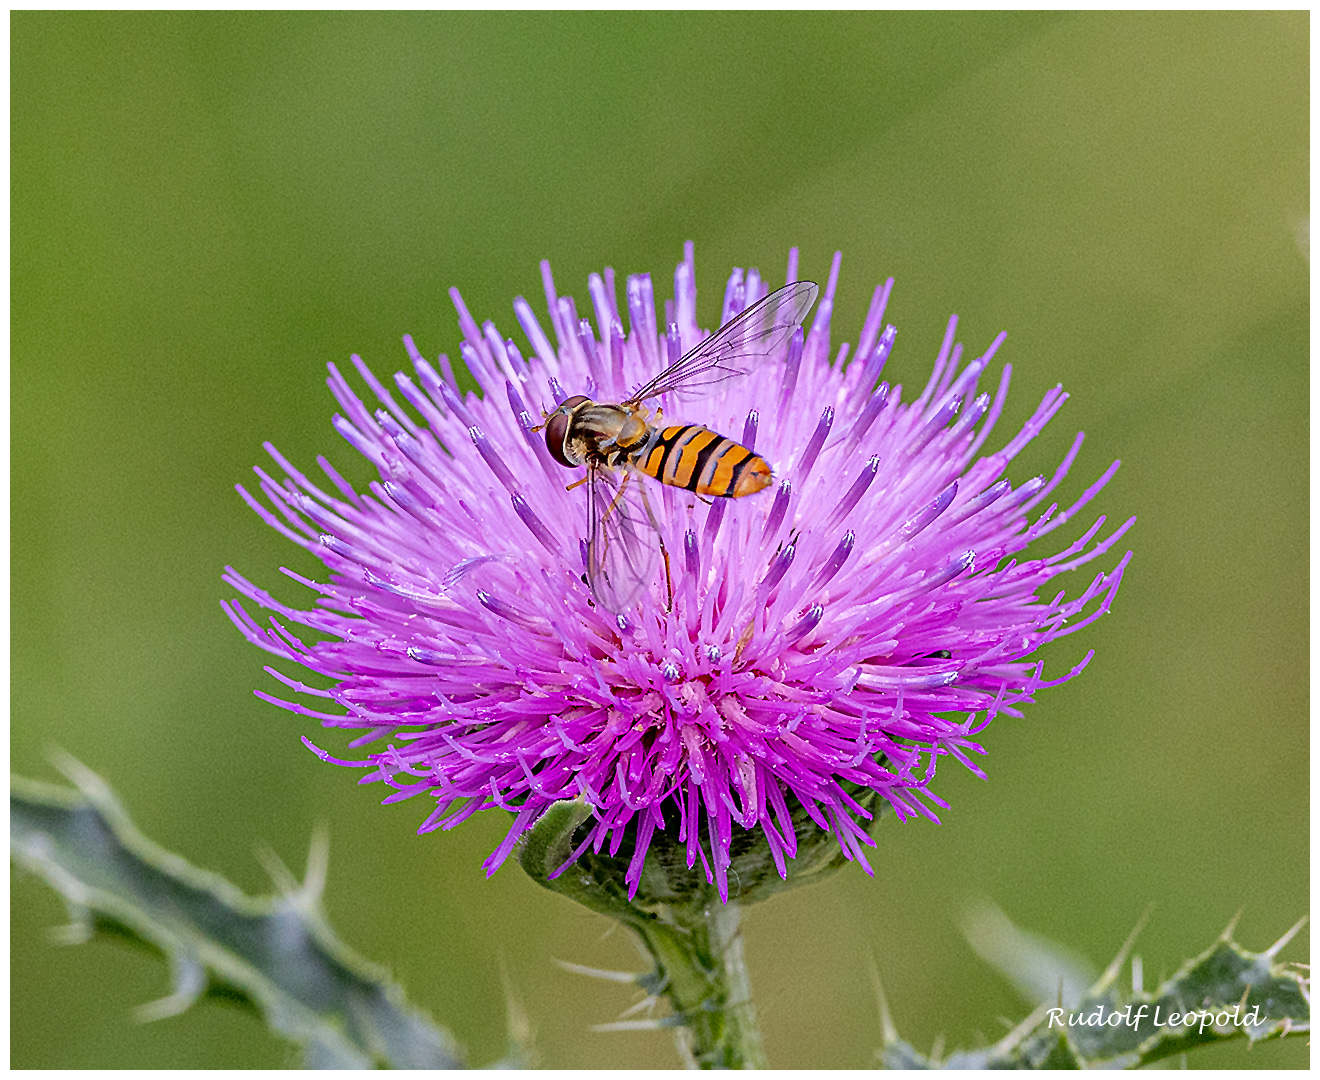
[537,281,818,613]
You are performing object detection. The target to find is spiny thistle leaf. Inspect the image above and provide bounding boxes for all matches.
[878,915,1309,1068]
[10,758,462,1069]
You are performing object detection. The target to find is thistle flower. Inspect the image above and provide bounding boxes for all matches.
[224,244,1132,903]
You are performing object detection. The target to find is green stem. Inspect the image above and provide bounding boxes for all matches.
[634,900,766,1069]
[517,803,796,1067]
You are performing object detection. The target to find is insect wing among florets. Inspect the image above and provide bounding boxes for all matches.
[584,463,659,614]
[624,279,819,405]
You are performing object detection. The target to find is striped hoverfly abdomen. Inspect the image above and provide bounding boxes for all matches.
[637,423,772,498]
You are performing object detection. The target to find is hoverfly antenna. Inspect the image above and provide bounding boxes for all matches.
[530,407,549,433]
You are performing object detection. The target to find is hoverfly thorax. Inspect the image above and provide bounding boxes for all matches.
[545,395,652,469]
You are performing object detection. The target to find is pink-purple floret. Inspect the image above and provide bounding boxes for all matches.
[223,244,1133,903]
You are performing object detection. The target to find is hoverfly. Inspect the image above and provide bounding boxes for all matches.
[538,279,819,614]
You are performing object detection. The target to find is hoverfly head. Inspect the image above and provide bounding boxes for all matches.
[545,395,592,468]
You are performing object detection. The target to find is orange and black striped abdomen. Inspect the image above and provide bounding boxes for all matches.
[639,425,773,498]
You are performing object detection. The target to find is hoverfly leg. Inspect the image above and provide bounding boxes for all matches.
[661,545,674,612]
[565,475,592,492]
[601,468,632,517]
[733,616,756,666]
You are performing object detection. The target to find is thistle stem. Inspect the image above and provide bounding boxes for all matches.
[634,900,766,1069]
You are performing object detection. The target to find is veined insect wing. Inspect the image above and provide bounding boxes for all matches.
[624,279,819,405]
[585,463,658,614]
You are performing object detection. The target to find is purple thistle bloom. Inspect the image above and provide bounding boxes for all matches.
[224,244,1132,903]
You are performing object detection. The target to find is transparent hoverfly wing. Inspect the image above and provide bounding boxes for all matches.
[624,279,819,405]
[585,463,658,614]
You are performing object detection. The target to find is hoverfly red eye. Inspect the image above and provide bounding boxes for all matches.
[545,395,590,468]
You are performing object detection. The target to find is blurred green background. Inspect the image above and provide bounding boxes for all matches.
[11,11,1307,1069]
